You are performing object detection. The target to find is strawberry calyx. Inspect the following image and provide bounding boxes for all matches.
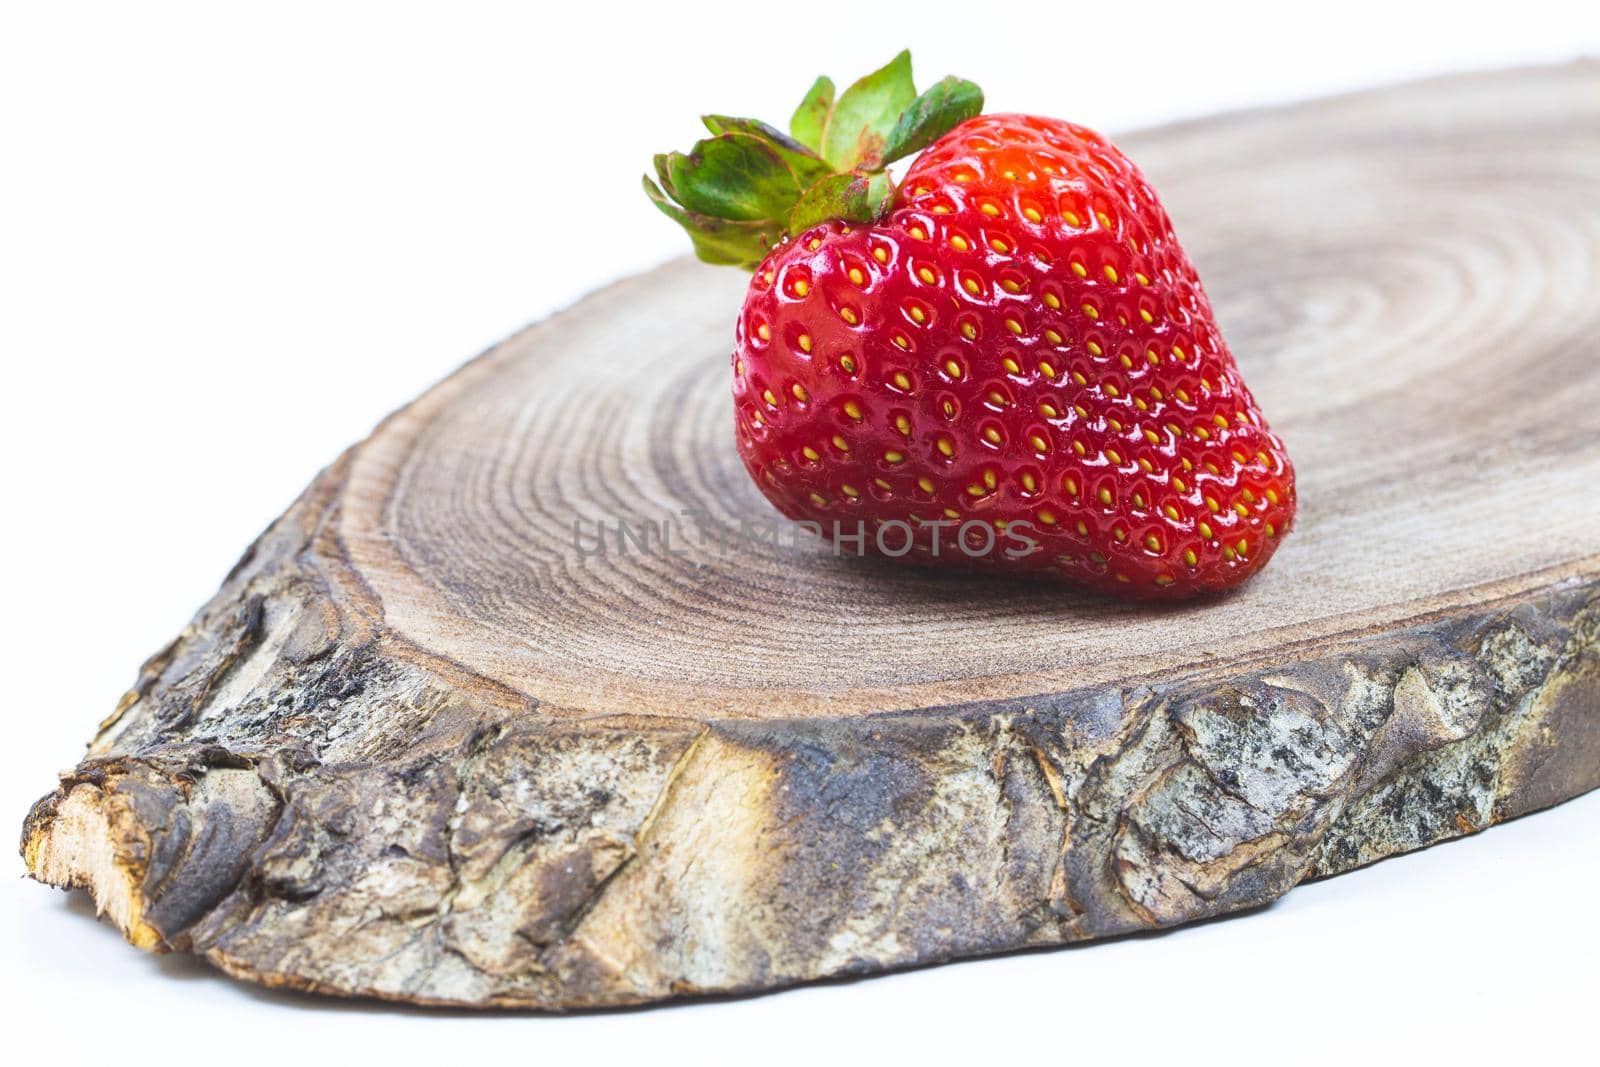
[645,51,983,269]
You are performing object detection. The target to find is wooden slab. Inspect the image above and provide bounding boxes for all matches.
[22,63,1600,1009]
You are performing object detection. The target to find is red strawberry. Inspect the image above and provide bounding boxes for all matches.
[648,52,1295,598]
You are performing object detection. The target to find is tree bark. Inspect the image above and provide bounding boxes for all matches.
[21,62,1600,1009]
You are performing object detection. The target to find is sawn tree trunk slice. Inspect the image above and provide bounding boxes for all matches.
[22,64,1600,1008]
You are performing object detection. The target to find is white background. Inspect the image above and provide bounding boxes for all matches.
[4,2,1597,1064]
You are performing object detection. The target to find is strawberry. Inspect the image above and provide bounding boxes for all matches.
[647,52,1295,599]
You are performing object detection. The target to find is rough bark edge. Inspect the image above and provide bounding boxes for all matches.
[18,459,1599,1007]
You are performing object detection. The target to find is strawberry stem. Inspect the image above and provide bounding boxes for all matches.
[645,51,983,270]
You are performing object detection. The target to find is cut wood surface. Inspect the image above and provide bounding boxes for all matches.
[21,63,1600,1009]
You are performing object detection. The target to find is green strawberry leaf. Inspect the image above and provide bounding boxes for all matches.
[656,133,804,222]
[700,115,833,187]
[788,171,894,234]
[788,76,834,153]
[643,177,781,268]
[646,51,984,271]
[821,50,916,171]
[884,76,984,164]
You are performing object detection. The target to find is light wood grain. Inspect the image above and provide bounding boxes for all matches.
[327,63,1600,718]
[21,63,1600,1009]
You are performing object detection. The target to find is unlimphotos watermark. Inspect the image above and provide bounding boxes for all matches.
[571,511,1043,561]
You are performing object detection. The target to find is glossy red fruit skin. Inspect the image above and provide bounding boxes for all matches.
[732,114,1296,599]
